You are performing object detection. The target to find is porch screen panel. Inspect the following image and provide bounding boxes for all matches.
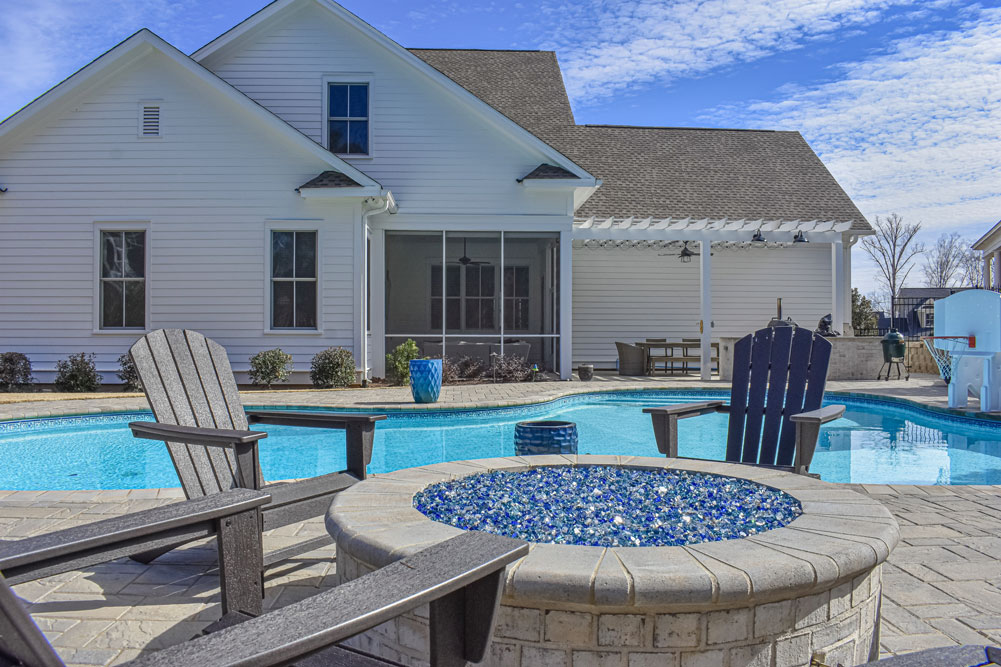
[503,232,560,373]
[385,231,443,357]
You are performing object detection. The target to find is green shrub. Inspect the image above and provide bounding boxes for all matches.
[117,353,142,392]
[54,353,102,392]
[0,352,34,392]
[248,348,293,389]
[386,339,420,385]
[310,347,356,388]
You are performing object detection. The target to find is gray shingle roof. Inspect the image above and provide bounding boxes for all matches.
[408,48,871,233]
[297,171,362,189]
[540,125,871,231]
[519,163,580,180]
[408,49,575,135]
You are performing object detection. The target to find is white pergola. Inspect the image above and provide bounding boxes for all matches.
[572,217,855,379]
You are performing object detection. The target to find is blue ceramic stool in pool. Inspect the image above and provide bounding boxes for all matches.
[409,359,442,403]
[514,420,578,456]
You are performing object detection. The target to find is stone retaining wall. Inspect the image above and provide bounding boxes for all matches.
[327,456,898,667]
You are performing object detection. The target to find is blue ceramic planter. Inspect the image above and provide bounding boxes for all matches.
[514,420,579,456]
[409,359,442,403]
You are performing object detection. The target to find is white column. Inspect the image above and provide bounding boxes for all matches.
[559,229,573,380]
[370,228,387,378]
[843,239,853,334]
[700,240,713,381]
[832,241,845,334]
[994,251,1001,290]
[983,254,992,289]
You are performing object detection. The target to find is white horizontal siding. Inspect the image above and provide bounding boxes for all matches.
[572,244,835,367]
[0,49,361,382]
[201,2,568,217]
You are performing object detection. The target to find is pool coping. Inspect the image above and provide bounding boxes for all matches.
[327,455,899,612]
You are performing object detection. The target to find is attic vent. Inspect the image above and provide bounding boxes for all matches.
[139,104,160,137]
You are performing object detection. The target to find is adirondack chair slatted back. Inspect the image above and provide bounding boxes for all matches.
[0,573,64,666]
[130,329,260,497]
[725,327,832,467]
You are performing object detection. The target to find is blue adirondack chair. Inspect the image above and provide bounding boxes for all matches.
[644,326,846,474]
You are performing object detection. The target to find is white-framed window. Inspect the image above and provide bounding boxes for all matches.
[504,266,530,330]
[271,230,318,329]
[327,83,368,155]
[430,264,497,331]
[98,229,147,329]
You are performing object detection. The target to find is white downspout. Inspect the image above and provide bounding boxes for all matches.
[359,194,395,386]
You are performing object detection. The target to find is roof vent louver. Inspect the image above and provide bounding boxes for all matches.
[140,104,160,137]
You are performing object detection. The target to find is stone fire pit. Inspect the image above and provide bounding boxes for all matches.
[326,455,898,666]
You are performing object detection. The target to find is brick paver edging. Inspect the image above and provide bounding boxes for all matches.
[328,455,898,666]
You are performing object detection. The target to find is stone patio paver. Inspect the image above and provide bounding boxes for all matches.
[3,374,1001,664]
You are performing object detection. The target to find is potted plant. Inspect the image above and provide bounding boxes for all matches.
[409,358,443,403]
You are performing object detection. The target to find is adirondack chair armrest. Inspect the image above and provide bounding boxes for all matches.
[789,404,846,424]
[245,410,387,427]
[643,402,726,458]
[130,422,268,447]
[245,411,387,480]
[124,531,529,667]
[790,404,846,474]
[0,489,270,585]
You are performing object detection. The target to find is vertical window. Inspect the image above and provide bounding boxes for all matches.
[100,231,146,329]
[328,83,368,155]
[271,231,317,329]
[430,265,497,331]
[504,266,530,330]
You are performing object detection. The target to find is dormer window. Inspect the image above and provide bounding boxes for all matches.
[327,83,368,155]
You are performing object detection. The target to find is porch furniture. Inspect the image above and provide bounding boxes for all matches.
[615,342,646,376]
[681,338,719,374]
[643,327,845,474]
[644,338,672,374]
[0,489,271,619]
[0,525,529,667]
[127,329,386,567]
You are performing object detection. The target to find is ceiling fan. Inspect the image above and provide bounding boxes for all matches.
[458,237,489,266]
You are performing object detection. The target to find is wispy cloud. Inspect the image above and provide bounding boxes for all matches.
[536,0,928,102]
[0,0,200,120]
[708,6,1001,239]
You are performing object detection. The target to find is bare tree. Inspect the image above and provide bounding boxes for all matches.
[922,233,965,287]
[860,214,924,328]
[957,243,984,288]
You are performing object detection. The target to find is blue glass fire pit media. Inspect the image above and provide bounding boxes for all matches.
[413,466,803,547]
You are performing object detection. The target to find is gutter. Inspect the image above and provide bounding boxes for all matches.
[358,193,396,386]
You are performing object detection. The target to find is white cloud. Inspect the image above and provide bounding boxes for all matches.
[537,0,926,102]
[0,0,198,120]
[705,6,1001,290]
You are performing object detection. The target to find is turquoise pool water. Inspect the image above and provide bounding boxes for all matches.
[2,390,1001,489]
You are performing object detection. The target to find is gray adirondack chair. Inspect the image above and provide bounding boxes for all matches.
[0,491,528,667]
[127,329,387,566]
[644,327,845,474]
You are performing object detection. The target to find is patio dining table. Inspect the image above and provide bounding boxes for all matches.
[634,340,719,375]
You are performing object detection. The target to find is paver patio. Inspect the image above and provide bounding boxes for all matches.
[1,373,997,665]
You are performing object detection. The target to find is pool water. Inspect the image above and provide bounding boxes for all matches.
[2,390,1001,489]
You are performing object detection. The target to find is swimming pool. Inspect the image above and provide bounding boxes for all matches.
[2,390,1001,489]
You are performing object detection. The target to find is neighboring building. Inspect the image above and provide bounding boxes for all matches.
[0,0,871,382]
[893,287,973,336]
[974,219,1001,289]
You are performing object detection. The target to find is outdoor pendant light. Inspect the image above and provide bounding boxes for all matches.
[678,241,697,263]
[751,230,765,243]
[793,231,808,243]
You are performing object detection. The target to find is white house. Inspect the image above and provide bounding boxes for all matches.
[0,0,871,383]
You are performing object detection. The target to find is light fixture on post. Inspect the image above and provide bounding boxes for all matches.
[751,230,765,243]
[793,231,808,243]
[678,241,699,263]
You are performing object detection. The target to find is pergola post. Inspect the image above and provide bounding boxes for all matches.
[700,240,712,381]
[984,254,992,289]
[831,240,845,333]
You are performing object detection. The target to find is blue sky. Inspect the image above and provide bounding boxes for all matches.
[3,0,1001,296]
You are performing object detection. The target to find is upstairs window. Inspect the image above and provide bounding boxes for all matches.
[100,231,146,329]
[271,231,317,329]
[328,83,368,155]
